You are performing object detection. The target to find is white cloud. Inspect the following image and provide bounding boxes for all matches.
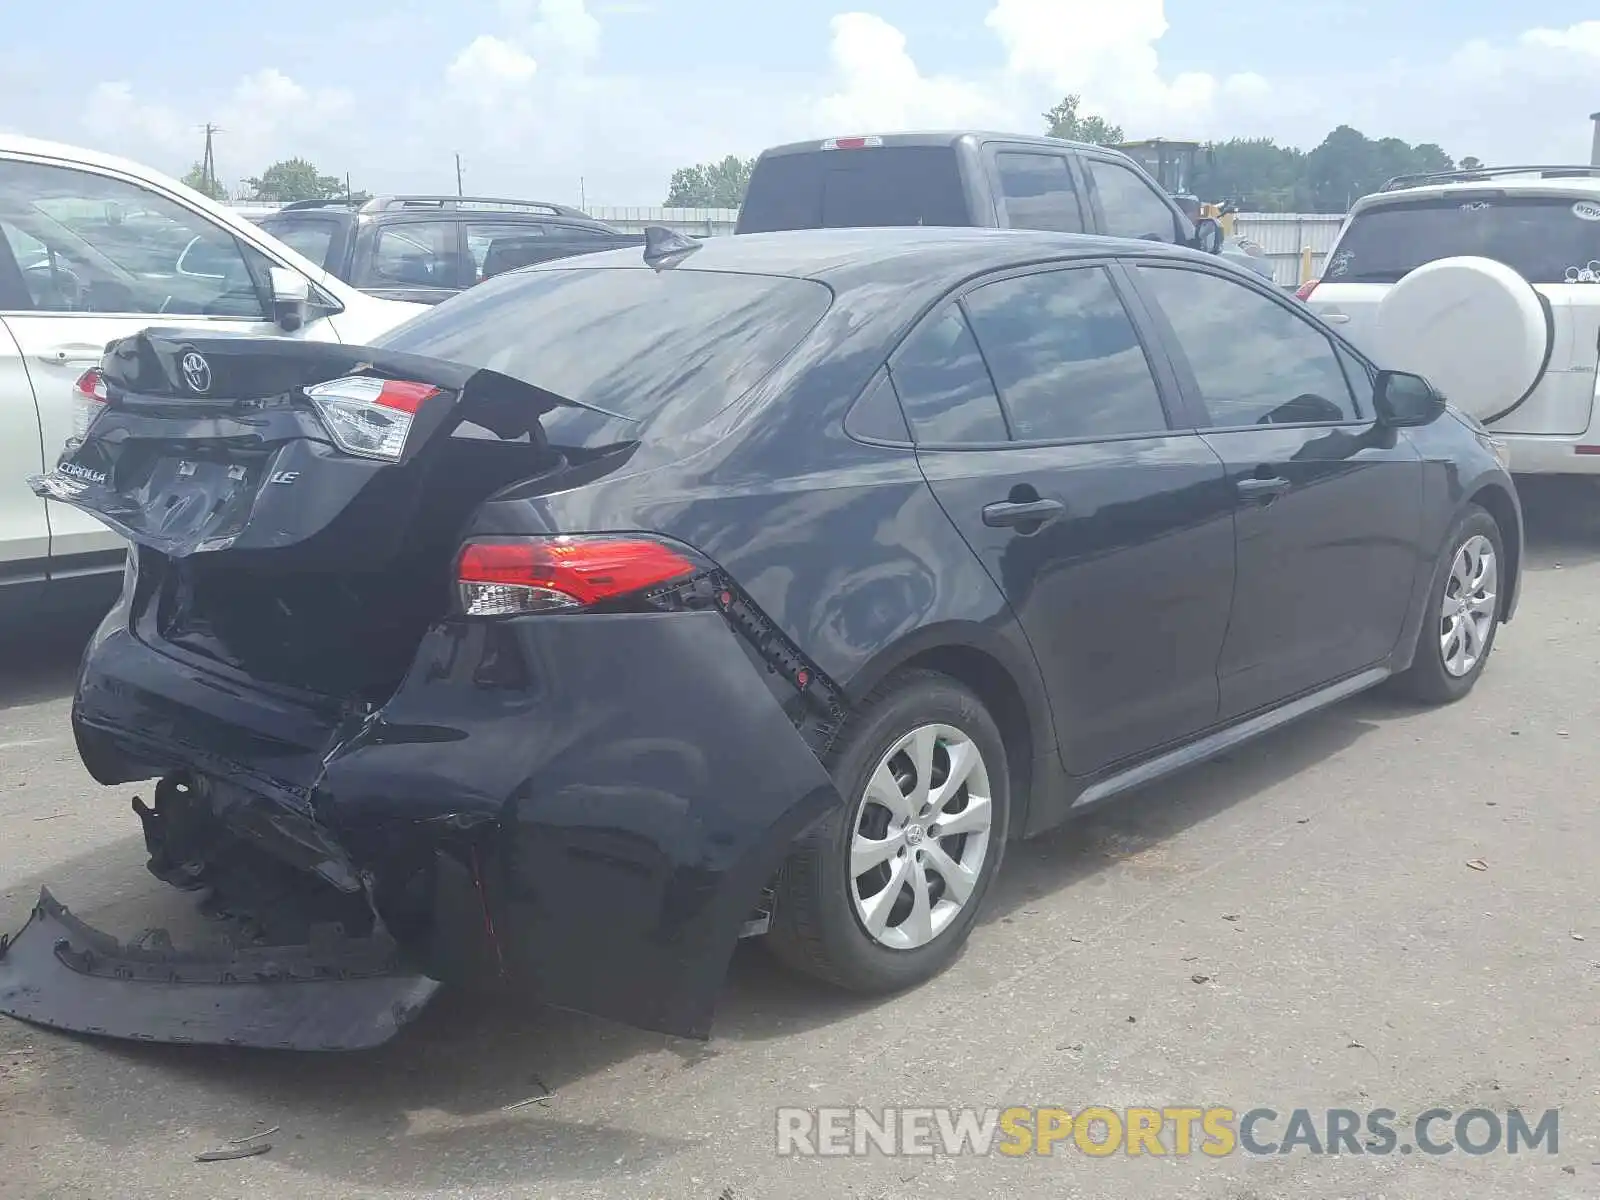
[33,4,1600,206]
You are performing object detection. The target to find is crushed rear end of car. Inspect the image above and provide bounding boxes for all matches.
[4,318,843,1049]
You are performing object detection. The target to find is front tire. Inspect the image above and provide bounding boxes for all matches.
[766,669,1011,994]
[1391,504,1504,704]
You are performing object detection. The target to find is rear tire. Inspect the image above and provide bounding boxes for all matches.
[766,670,1010,994]
[1391,504,1504,704]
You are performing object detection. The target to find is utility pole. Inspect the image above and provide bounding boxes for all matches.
[455,153,464,197]
[346,172,353,206]
[580,176,586,211]
[200,123,222,196]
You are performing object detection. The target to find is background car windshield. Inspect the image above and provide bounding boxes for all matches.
[374,265,832,434]
[1328,196,1600,284]
[257,217,337,269]
[738,148,973,232]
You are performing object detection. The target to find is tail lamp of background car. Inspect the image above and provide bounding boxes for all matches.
[71,368,108,440]
[456,536,704,616]
[305,376,441,461]
[1294,279,1319,301]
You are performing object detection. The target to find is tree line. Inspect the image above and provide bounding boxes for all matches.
[661,94,1470,213]
[181,158,370,206]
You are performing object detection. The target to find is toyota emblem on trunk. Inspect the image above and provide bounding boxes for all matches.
[180,351,212,394]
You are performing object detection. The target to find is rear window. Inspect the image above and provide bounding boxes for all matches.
[1327,195,1600,285]
[737,147,972,233]
[258,217,338,270]
[373,265,832,436]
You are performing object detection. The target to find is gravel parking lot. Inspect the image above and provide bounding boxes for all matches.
[2,484,1597,1200]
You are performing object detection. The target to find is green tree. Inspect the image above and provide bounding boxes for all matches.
[664,155,755,208]
[245,158,347,203]
[1191,138,1311,212]
[1304,126,1454,212]
[1042,94,1123,146]
[180,162,229,202]
[1459,156,1484,170]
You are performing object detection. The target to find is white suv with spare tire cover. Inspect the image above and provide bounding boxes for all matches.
[1300,166,1600,476]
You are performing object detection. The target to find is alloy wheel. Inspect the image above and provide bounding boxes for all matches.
[1440,533,1497,678]
[848,723,994,951]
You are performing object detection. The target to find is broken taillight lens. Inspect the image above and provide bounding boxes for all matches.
[305,376,441,461]
[456,536,703,616]
[71,368,108,440]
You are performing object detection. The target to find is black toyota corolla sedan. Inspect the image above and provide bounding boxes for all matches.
[6,227,1520,1050]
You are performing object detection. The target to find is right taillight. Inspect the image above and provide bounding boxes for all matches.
[1294,279,1319,301]
[456,535,704,616]
[305,375,441,461]
[71,368,108,441]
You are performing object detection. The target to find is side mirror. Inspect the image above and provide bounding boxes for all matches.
[1193,217,1224,255]
[1373,369,1446,427]
[269,266,311,332]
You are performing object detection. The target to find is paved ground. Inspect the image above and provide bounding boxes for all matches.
[2,485,1598,1200]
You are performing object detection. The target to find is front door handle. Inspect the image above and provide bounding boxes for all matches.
[1319,309,1350,324]
[982,498,1066,528]
[1236,476,1291,503]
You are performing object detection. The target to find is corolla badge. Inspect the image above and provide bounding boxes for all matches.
[179,351,212,394]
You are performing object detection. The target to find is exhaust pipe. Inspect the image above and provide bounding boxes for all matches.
[1592,111,1600,168]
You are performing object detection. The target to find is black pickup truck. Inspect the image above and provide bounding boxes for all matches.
[736,131,1273,279]
[254,195,646,305]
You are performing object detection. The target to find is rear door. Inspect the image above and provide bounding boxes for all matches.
[0,153,288,573]
[984,147,1088,233]
[1312,192,1600,435]
[897,262,1237,775]
[0,251,49,582]
[1129,261,1423,718]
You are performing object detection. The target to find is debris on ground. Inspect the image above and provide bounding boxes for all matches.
[503,1074,555,1112]
[1191,974,1212,985]
[1466,859,1489,871]
[195,1142,272,1163]
[1572,933,1586,942]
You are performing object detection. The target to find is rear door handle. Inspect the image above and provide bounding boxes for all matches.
[982,498,1065,528]
[1236,476,1291,503]
[1319,309,1350,324]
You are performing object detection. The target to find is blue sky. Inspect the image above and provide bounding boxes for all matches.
[4,1,1598,205]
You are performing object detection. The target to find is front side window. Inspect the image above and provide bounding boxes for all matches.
[961,266,1169,441]
[368,221,459,287]
[995,153,1085,233]
[0,158,268,317]
[888,304,1010,444]
[1087,159,1180,243]
[1136,265,1359,427]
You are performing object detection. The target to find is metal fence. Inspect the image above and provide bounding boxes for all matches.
[1233,214,1346,286]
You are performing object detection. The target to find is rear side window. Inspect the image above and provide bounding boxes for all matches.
[737,148,973,233]
[258,217,339,270]
[962,267,1169,440]
[888,305,1009,444]
[375,266,831,435]
[1326,195,1600,285]
[1086,159,1179,243]
[995,153,1085,233]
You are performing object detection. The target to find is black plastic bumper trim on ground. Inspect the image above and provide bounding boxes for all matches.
[0,888,441,1051]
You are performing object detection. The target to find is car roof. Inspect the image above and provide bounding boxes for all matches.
[526,226,1224,294]
[1352,174,1600,214]
[755,130,1107,157]
[0,133,193,188]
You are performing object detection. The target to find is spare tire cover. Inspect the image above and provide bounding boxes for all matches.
[1372,255,1551,421]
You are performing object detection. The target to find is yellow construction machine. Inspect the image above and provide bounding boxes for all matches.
[1111,138,1238,236]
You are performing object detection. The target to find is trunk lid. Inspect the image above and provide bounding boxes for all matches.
[33,328,635,700]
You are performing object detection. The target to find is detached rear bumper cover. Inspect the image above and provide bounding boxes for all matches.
[0,889,440,1051]
[65,605,842,1042]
